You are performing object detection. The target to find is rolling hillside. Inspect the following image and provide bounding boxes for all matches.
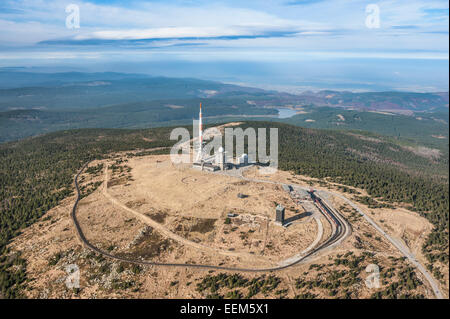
[281,106,449,149]
[0,71,448,146]
[1,122,448,297]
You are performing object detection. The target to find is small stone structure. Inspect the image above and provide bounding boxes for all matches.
[275,204,285,225]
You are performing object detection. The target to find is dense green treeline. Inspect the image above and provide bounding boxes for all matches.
[269,123,448,264]
[0,98,278,143]
[283,106,449,150]
[0,127,177,297]
[239,122,448,265]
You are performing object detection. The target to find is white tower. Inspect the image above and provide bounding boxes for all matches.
[217,146,225,170]
[195,102,203,162]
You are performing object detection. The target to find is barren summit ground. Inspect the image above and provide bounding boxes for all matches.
[7,151,444,299]
[105,155,319,265]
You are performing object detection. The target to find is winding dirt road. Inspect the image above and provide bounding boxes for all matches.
[71,162,347,272]
[71,160,443,298]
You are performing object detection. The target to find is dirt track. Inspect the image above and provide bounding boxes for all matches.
[71,161,347,272]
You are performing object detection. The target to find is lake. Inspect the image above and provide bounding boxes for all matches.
[277,108,297,119]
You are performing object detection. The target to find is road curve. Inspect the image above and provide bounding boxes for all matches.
[71,162,347,272]
[222,169,443,299]
[278,214,323,267]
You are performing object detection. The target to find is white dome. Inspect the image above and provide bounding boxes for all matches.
[218,146,224,153]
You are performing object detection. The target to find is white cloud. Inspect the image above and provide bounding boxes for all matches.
[0,0,447,59]
[74,26,280,41]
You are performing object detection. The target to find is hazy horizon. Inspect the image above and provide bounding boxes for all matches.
[0,0,448,92]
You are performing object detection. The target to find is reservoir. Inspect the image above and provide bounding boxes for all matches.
[277,108,297,119]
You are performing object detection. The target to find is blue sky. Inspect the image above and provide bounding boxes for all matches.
[0,0,448,91]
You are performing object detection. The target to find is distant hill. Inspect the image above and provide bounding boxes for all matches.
[0,75,270,111]
[0,71,448,146]
[0,71,150,88]
[0,98,278,143]
[1,102,448,151]
[1,71,447,113]
[297,90,449,114]
[280,106,449,149]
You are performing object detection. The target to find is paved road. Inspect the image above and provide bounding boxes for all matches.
[71,162,347,272]
[223,167,443,299]
[278,210,323,267]
[71,161,442,299]
[233,174,351,259]
[322,190,444,299]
